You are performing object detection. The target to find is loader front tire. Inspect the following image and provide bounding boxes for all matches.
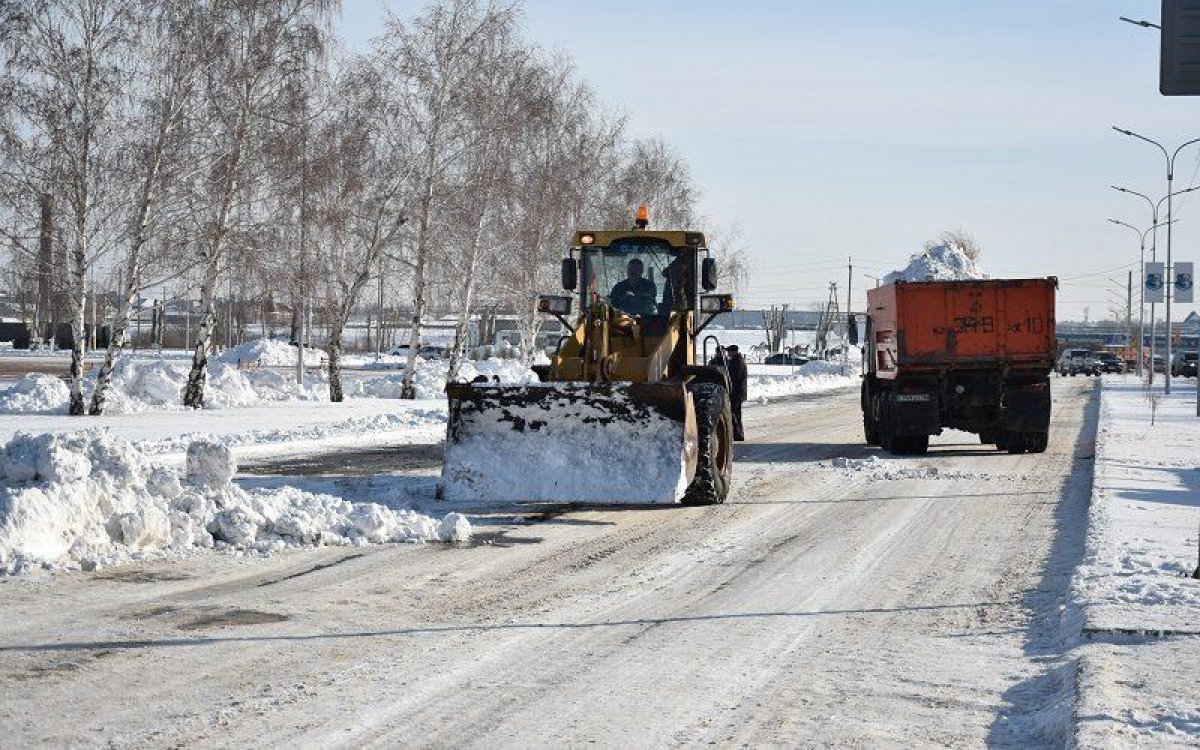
[683,383,733,505]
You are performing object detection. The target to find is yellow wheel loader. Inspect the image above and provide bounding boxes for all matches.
[438,206,737,505]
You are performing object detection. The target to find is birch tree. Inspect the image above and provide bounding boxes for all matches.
[377,0,520,399]
[4,0,139,414]
[311,57,412,401]
[500,62,622,364]
[442,24,533,381]
[89,1,205,414]
[181,0,337,408]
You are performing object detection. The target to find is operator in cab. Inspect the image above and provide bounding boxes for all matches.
[609,257,657,316]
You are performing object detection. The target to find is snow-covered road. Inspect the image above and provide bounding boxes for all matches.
[0,379,1099,746]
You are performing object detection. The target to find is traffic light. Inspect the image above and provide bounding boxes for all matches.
[1161,0,1200,95]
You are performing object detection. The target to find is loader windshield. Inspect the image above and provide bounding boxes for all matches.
[581,239,690,316]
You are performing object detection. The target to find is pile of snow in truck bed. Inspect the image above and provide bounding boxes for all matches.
[0,431,470,574]
[883,242,987,284]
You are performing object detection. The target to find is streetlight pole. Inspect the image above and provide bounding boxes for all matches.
[1112,184,1200,381]
[1113,127,1200,394]
[1108,217,1172,377]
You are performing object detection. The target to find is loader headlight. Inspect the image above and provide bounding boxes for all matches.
[538,295,572,315]
[700,294,734,313]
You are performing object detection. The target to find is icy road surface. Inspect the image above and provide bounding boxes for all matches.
[0,379,1097,746]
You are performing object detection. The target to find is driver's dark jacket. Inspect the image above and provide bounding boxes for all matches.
[609,276,657,314]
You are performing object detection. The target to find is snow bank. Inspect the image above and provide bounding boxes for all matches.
[747,360,858,403]
[101,358,329,413]
[0,358,328,416]
[883,242,986,284]
[1071,377,1200,632]
[216,339,325,367]
[0,353,538,415]
[352,357,539,400]
[0,374,70,415]
[0,430,470,574]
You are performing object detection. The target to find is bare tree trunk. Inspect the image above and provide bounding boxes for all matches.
[183,254,223,408]
[401,171,435,399]
[327,320,344,401]
[447,182,493,382]
[184,88,248,408]
[67,237,87,415]
[90,89,181,414]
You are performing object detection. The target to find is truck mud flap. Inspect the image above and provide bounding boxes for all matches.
[891,394,940,435]
[439,382,698,504]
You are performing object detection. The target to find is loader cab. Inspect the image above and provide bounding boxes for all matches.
[577,237,699,318]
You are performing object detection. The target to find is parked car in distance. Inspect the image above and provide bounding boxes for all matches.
[1057,349,1097,376]
[1171,351,1198,377]
[1150,354,1167,373]
[1094,351,1124,374]
[389,344,449,359]
[764,353,809,366]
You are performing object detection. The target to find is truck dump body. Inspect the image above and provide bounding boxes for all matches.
[867,278,1057,377]
[862,277,1057,456]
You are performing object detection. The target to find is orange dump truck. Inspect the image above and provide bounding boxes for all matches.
[860,278,1058,455]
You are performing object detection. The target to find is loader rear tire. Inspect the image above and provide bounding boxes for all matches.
[683,383,733,506]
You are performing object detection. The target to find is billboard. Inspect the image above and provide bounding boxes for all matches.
[1161,0,1200,95]
[1146,262,1166,303]
[1175,261,1194,303]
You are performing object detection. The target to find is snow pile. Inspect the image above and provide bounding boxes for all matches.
[216,339,325,367]
[100,358,329,413]
[883,242,986,284]
[1071,377,1200,632]
[748,360,858,402]
[0,430,470,574]
[0,374,70,415]
[0,358,330,415]
[352,357,539,400]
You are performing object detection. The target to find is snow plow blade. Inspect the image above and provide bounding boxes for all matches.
[438,381,698,504]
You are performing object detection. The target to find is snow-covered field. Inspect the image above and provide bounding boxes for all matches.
[1070,375,1200,746]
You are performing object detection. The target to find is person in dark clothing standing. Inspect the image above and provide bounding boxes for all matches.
[725,344,748,441]
[609,258,657,315]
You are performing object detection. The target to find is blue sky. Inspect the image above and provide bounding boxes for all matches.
[340,1,1200,321]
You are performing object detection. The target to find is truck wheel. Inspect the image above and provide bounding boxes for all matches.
[683,383,733,506]
[864,417,881,446]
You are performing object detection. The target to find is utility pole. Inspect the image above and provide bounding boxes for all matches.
[1127,270,1133,343]
[845,257,853,365]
